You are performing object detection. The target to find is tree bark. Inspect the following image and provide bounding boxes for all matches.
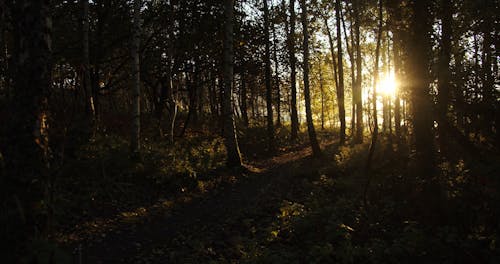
[335,0,346,144]
[82,0,94,117]
[323,16,339,99]
[364,0,383,205]
[354,0,363,143]
[223,0,243,167]
[319,65,325,130]
[240,71,249,126]
[300,0,322,157]
[288,0,299,141]
[263,0,275,151]
[340,8,357,138]
[3,0,52,259]
[409,0,435,176]
[272,18,281,127]
[130,0,141,156]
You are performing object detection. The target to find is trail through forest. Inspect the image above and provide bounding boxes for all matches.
[67,142,335,263]
[2,0,499,262]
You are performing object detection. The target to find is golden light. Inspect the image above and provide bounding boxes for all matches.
[379,73,397,97]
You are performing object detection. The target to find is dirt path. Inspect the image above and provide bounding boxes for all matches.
[70,143,329,263]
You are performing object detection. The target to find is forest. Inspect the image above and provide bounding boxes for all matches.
[0,0,499,263]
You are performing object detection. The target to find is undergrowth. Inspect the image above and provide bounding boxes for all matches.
[53,132,226,238]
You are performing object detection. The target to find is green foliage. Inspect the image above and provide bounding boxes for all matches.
[53,132,226,236]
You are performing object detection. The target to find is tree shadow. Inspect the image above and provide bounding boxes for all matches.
[60,143,330,263]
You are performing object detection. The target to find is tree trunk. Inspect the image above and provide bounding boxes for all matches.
[323,16,339,100]
[240,71,249,126]
[387,0,402,145]
[319,65,325,130]
[3,0,52,259]
[92,2,106,121]
[82,0,94,117]
[130,0,141,156]
[0,1,8,96]
[323,15,340,132]
[272,19,281,127]
[223,0,243,167]
[354,0,363,143]
[393,26,401,143]
[409,0,435,176]
[335,0,346,144]
[340,8,357,138]
[480,1,495,139]
[437,0,452,155]
[263,0,275,151]
[288,0,299,141]
[300,0,322,157]
[364,0,383,205]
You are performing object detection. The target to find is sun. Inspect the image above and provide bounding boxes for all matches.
[379,73,397,97]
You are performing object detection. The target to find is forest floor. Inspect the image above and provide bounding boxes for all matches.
[53,128,500,264]
[60,137,336,263]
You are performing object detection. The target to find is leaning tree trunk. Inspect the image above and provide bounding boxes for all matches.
[131,0,141,156]
[300,0,322,157]
[323,16,339,99]
[3,0,52,260]
[223,0,243,167]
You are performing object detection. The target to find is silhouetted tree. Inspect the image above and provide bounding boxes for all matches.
[2,0,52,260]
[288,0,299,141]
[263,0,275,151]
[335,0,346,144]
[130,0,142,157]
[223,0,243,167]
[300,0,321,156]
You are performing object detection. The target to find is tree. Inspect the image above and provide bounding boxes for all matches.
[387,0,402,145]
[2,0,52,259]
[272,14,281,127]
[353,0,364,143]
[223,0,243,167]
[288,0,300,141]
[323,15,339,107]
[300,0,321,157]
[437,0,453,155]
[365,0,383,185]
[131,0,141,157]
[82,0,94,117]
[335,0,346,144]
[263,0,275,151]
[409,0,435,175]
[340,6,357,138]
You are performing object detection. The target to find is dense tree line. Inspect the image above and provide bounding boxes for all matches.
[0,0,498,261]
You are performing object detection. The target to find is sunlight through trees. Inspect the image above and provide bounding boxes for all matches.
[0,0,498,262]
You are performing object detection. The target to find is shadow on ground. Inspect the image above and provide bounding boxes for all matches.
[64,141,335,263]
